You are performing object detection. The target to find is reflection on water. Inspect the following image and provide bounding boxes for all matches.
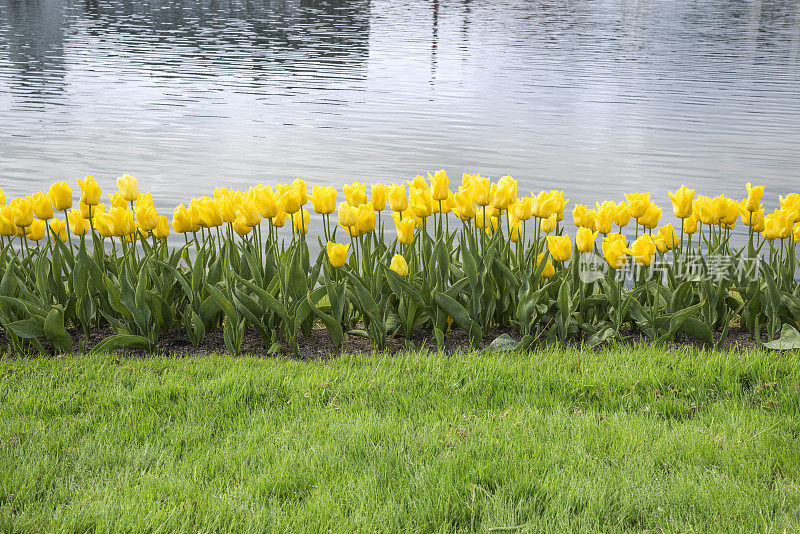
[1,0,799,230]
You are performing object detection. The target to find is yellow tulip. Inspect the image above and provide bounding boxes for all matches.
[172,204,193,234]
[683,214,699,235]
[28,192,53,220]
[388,184,408,212]
[233,217,252,236]
[794,222,800,243]
[547,234,571,262]
[470,175,491,207]
[0,208,14,236]
[77,175,102,206]
[135,204,159,231]
[667,185,695,219]
[354,203,374,234]
[453,190,476,221]
[394,214,416,244]
[406,174,428,191]
[614,202,631,227]
[575,227,598,253]
[492,176,517,211]
[117,174,139,202]
[624,193,650,219]
[9,198,33,227]
[745,182,765,212]
[326,242,350,267]
[215,195,236,224]
[763,209,793,240]
[540,213,557,233]
[107,191,127,209]
[371,183,387,211]
[94,213,114,238]
[338,201,357,228]
[49,218,68,242]
[630,235,657,266]
[572,204,589,227]
[137,192,154,208]
[48,181,73,211]
[0,188,4,206]
[408,187,433,218]
[389,254,409,276]
[657,224,678,250]
[536,252,555,279]
[108,207,135,237]
[213,187,230,200]
[552,191,569,221]
[594,203,615,235]
[310,186,337,215]
[532,190,558,219]
[26,219,46,241]
[430,169,449,201]
[602,234,629,269]
[637,202,662,230]
[341,223,361,238]
[67,209,89,235]
[343,181,367,207]
[512,197,533,221]
[239,200,262,228]
[509,221,522,243]
[484,216,499,236]
[195,197,222,228]
[693,196,714,226]
[278,179,306,214]
[292,208,310,235]
[272,207,288,228]
[780,193,800,223]
[152,215,169,239]
[248,185,278,219]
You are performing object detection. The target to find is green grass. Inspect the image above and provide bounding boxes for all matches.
[1,346,799,533]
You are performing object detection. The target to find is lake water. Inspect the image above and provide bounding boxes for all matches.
[1,0,799,223]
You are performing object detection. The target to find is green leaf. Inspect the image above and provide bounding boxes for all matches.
[763,324,800,350]
[89,334,154,354]
[44,306,72,353]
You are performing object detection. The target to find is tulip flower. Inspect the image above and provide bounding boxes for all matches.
[292,208,310,235]
[638,202,662,230]
[509,221,522,243]
[67,209,89,235]
[388,184,408,212]
[408,188,433,219]
[311,186,337,215]
[667,185,695,219]
[532,190,558,219]
[272,208,289,228]
[389,254,409,276]
[26,220,46,241]
[552,191,569,222]
[233,217,252,236]
[153,215,169,239]
[470,175,491,207]
[117,174,139,202]
[547,234,571,262]
[108,192,127,209]
[624,193,650,219]
[430,169,449,201]
[575,227,598,253]
[540,213,557,233]
[453,190,476,221]
[343,181,367,207]
[28,192,53,221]
[683,214,698,235]
[492,176,517,211]
[172,204,193,234]
[602,234,629,269]
[745,182,765,212]
[196,197,223,228]
[278,180,306,214]
[0,209,14,237]
[108,207,135,237]
[395,215,416,244]
[326,241,350,267]
[135,204,159,232]
[630,235,657,266]
[355,203,375,234]
[94,213,114,238]
[614,202,631,227]
[48,181,73,211]
[794,222,800,243]
[406,174,428,191]
[239,200,262,228]
[9,198,33,228]
[594,203,615,235]
[77,175,102,206]
[0,188,4,206]
[338,201,357,228]
[512,197,533,221]
[657,224,679,250]
[535,252,555,279]
[48,218,68,242]
[371,183,387,211]
[572,204,589,228]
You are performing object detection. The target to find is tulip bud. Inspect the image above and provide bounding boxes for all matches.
[575,227,598,253]
[117,174,140,202]
[77,175,102,206]
[326,241,350,267]
[48,181,73,211]
[389,254,409,276]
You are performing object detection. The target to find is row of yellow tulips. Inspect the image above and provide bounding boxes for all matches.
[1,172,799,273]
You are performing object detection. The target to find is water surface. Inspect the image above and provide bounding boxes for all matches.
[1,0,799,219]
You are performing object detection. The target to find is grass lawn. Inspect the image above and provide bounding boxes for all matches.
[1,346,799,533]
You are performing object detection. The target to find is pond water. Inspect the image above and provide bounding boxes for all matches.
[1,0,799,221]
